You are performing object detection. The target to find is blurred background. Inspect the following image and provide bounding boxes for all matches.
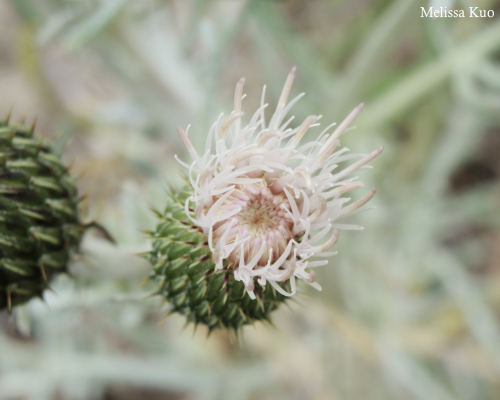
[1,0,500,399]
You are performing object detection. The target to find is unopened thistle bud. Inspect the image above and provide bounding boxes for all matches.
[148,68,383,332]
[0,117,83,311]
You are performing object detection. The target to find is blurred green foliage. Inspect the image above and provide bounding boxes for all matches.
[1,0,500,399]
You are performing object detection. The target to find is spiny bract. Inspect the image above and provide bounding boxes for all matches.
[147,188,289,332]
[0,118,83,311]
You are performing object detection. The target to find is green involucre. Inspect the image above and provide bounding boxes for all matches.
[147,188,289,332]
[0,120,83,311]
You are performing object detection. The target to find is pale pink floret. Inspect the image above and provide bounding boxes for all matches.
[175,67,383,299]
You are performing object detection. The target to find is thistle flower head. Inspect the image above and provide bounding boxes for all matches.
[175,67,383,301]
[0,118,83,312]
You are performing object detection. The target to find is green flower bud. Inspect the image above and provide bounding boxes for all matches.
[0,118,83,311]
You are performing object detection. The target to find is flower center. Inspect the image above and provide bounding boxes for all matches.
[238,193,281,236]
[213,183,294,266]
